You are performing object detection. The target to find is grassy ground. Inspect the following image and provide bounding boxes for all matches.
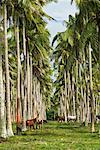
[0,121,100,150]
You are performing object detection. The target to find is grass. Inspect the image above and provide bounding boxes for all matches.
[0,121,100,150]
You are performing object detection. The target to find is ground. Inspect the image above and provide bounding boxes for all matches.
[0,121,100,150]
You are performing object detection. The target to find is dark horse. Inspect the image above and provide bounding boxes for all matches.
[57,116,65,122]
[96,115,100,123]
[36,120,43,129]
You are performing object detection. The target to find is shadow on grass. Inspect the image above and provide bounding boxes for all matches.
[14,122,100,142]
[22,131,65,137]
[0,137,7,143]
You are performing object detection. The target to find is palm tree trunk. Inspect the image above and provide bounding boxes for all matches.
[72,68,76,116]
[37,81,40,120]
[61,87,65,117]
[30,57,33,118]
[64,70,68,122]
[89,44,95,132]
[40,93,43,120]
[67,71,71,115]
[83,52,88,126]
[22,18,27,131]
[4,3,13,137]
[79,63,84,123]
[85,78,90,126]
[33,78,37,118]
[0,54,7,138]
[60,95,63,117]
[27,50,31,119]
[83,89,86,123]
[76,60,79,122]
[21,73,26,131]
[16,18,21,133]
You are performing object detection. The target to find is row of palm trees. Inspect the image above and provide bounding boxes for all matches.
[0,0,53,138]
[52,0,100,132]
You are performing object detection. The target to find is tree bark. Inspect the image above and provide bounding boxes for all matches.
[16,18,21,134]
[33,77,37,118]
[79,63,84,123]
[64,70,68,122]
[76,60,79,122]
[72,68,76,116]
[89,44,95,132]
[85,77,90,126]
[0,55,7,138]
[22,18,27,131]
[4,3,13,137]
[30,57,33,118]
[27,50,31,119]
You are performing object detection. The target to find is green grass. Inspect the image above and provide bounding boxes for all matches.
[0,121,100,150]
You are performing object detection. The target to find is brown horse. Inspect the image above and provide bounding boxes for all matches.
[26,117,37,129]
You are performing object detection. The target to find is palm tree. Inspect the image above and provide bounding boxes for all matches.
[16,17,21,133]
[3,2,14,137]
[0,14,7,138]
[71,0,100,132]
[0,54,7,138]
[12,0,50,131]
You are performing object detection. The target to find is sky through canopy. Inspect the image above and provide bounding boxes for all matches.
[44,0,78,40]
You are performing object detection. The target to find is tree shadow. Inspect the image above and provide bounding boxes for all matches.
[22,129,64,138]
[0,137,7,143]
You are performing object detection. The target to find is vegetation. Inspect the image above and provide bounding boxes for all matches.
[52,0,100,133]
[0,0,52,138]
[0,0,100,149]
[0,121,100,150]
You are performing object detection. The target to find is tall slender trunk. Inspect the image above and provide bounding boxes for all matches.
[22,18,27,131]
[16,18,21,133]
[72,68,76,116]
[76,60,79,122]
[12,85,16,123]
[27,50,31,119]
[10,82,13,123]
[79,63,84,123]
[21,73,26,130]
[64,70,68,122]
[61,87,65,117]
[89,44,95,132]
[37,81,40,120]
[83,88,86,123]
[83,52,88,125]
[40,93,43,120]
[0,55,7,138]
[85,77,90,126]
[4,4,13,137]
[33,78,37,118]
[60,95,63,117]
[67,71,70,115]
[30,57,33,118]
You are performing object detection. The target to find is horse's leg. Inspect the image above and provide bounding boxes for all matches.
[33,124,35,129]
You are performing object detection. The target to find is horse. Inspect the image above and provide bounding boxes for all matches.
[96,115,100,123]
[36,120,43,129]
[26,117,37,129]
[43,120,48,123]
[57,116,65,122]
[68,115,76,122]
